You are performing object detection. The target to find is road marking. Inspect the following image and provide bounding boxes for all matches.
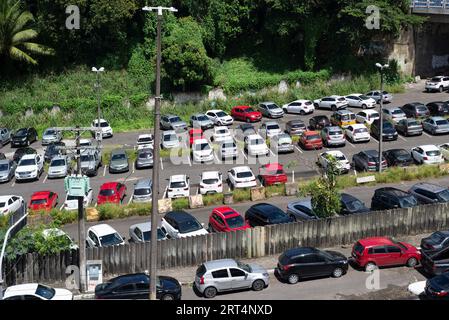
[347,141,356,148]
[295,146,303,154]
[103,166,107,176]
[241,149,248,160]
[269,149,276,157]
[160,158,164,170]
[163,186,168,199]
[187,153,192,166]
[132,163,135,174]
[11,181,15,187]
[43,175,48,184]
[423,132,431,138]
[399,135,407,142]
[59,204,65,210]
[127,196,133,205]
[214,151,220,163]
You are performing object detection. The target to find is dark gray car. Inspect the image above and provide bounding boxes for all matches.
[109,149,129,174]
[258,102,284,118]
[395,119,423,136]
[0,128,11,147]
[160,114,187,132]
[408,182,449,204]
[190,113,214,130]
[132,178,153,203]
[135,148,153,169]
[0,159,16,183]
[286,199,319,221]
[422,117,449,135]
[285,120,306,136]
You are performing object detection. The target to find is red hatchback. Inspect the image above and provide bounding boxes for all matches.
[29,191,58,211]
[351,237,421,271]
[97,182,127,205]
[208,206,251,232]
[189,128,204,146]
[231,106,262,123]
[259,163,288,186]
[299,130,323,150]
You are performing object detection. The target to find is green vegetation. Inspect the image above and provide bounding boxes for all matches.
[232,188,251,202]
[172,198,190,211]
[265,184,286,198]
[203,193,224,207]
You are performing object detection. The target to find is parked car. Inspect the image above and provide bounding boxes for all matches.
[259,163,287,186]
[370,119,398,141]
[194,259,269,298]
[231,106,262,123]
[276,247,348,284]
[258,102,284,118]
[424,273,449,299]
[401,102,430,118]
[425,75,449,92]
[313,95,348,111]
[208,206,250,232]
[192,139,214,163]
[79,139,92,152]
[80,149,102,176]
[199,171,223,195]
[0,195,24,216]
[365,90,393,103]
[259,121,282,139]
[370,187,418,210]
[345,94,376,109]
[136,134,154,150]
[244,134,269,157]
[205,109,234,126]
[340,193,370,215]
[2,284,73,300]
[15,153,44,181]
[41,228,77,250]
[330,110,356,128]
[218,138,238,160]
[421,246,449,276]
[245,203,293,227]
[227,166,257,189]
[161,130,180,149]
[28,191,58,212]
[63,189,93,211]
[382,107,407,124]
[129,222,167,243]
[320,126,346,147]
[285,120,307,136]
[135,148,153,169]
[234,123,256,141]
[282,100,314,115]
[355,110,380,125]
[167,175,190,199]
[92,119,113,138]
[11,127,38,147]
[395,118,423,136]
[298,130,323,150]
[0,128,11,146]
[422,117,449,135]
[0,159,16,183]
[48,155,70,178]
[160,211,208,239]
[309,115,330,130]
[42,128,62,145]
[352,150,387,172]
[86,224,125,248]
[132,178,152,203]
[318,150,350,174]
[13,147,36,163]
[439,143,449,161]
[421,231,449,254]
[270,133,294,154]
[44,141,66,162]
[382,148,413,167]
[160,114,187,132]
[345,124,371,143]
[211,126,231,143]
[408,183,449,205]
[190,113,214,130]
[351,237,421,271]
[286,198,318,221]
[427,101,449,116]
[411,145,444,165]
[97,182,127,205]
[94,273,181,300]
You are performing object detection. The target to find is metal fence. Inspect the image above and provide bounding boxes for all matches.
[411,0,449,9]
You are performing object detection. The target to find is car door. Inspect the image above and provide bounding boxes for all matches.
[370,246,389,266]
[113,283,139,299]
[211,269,232,291]
[385,245,403,266]
[211,213,225,232]
[11,196,22,212]
[228,169,236,186]
[229,268,250,289]
[87,231,99,248]
[301,254,326,277]
[287,102,300,113]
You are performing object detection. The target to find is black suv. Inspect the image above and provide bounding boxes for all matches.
[427,101,449,117]
[340,193,370,215]
[11,127,38,147]
[276,247,348,284]
[408,182,449,204]
[382,149,413,167]
[401,102,430,118]
[370,187,418,211]
[370,119,398,141]
[245,203,294,227]
[421,231,449,254]
[421,246,449,276]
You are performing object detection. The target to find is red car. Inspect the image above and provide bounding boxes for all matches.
[189,128,204,146]
[208,206,251,232]
[299,130,323,150]
[231,106,262,123]
[97,182,127,205]
[29,191,58,211]
[259,163,288,186]
[351,237,421,271]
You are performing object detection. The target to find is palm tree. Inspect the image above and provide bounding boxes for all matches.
[0,0,54,65]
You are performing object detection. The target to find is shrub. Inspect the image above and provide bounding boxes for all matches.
[172,198,190,211]
[232,188,251,202]
[203,193,224,207]
[265,184,286,198]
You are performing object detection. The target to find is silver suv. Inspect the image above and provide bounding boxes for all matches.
[80,149,102,176]
[194,259,269,298]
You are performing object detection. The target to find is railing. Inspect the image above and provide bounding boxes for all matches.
[410,0,449,9]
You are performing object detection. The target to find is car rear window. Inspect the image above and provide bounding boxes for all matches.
[353,242,364,255]
[426,150,441,157]
[354,128,368,134]
[31,199,47,205]
[99,189,115,196]
[196,265,207,277]
[306,134,321,140]
[279,253,292,265]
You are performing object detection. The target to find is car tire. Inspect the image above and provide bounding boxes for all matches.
[208,223,214,233]
[161,294,175,300]
[331,105,337,111]
[440,86,444,93]
[300,110,305,116]
[290,215,297,222]
[332,267,344,278]
[365,262,376,272]
[203,287,217,299]
[406,257,418,268]
[283,108,288,114]
[362,104,367,109]
[287,273,299,284]
[252,279,265,291]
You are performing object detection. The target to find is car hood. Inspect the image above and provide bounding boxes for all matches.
[110,159,128,167]
[81,160,95,168]
[179,228,208,238]
[52,288,73,300]
[0,169,10,176]
[324,250,348,261]
[382,127,397,134]
[43,134,57,139]
[248,263,268,274]
[171,121,187,128]
[16,165,37,172]
[48,165,66,172]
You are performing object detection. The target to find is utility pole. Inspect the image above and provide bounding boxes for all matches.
[92,67,105,145]
[376,63,389,173]
[142,5,178,301]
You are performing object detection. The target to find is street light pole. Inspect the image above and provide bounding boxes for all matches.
[142,5,178,301]
[376,63,389,173]
[92,67,104,145]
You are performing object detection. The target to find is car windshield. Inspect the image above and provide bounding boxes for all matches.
[432,77,442,82]
[266,207,287,220]
[267,104,279,110]
[430,232,447,243]
[290,123,305,128]
[142,229,166,241]
[354,128,368,134]
[138,137,153,143]
[195,143,211,151]
[0,164,9,171]
[383,122,394,129]
[331,154,346,161]
[267,125,280,130]
[346,199,365,211]
[306,134,321,140]
[388,238,408,250]
[169,116,182,123]
[426,150,441,156]
[44,130,56,135]
[437,190,449,202]
[394,150,410,158]
[222,142,235,149]
[197,115,208,121]
[31,199,47,205]
[226,215,246,228]
[243,107,255,113]
[164,134,177,142]
[369,112,380,118]
[139,152,152,159]
[354,242,364,254]
[15,129,27,136]
[111,153,126,161]
[417,106,428,112]
[360,95,370,100]
[134,188,151,196]
[178,219,202,233]
[399,196,418,208]
[81,155,94,162]
[236,261,252,273]
[250,138,265,145]
[99,189,115,196]
[236,171,253,178]
[337,98,346,102]
[100,233,123,246]
[408,121,420,126]
[35,285,56,299]
[217,129,228,134]
[50,159,65,167]
[340,114,355,121]
[170,181,186,188]
[202,178,219,185]
[18,159,36,166]
[392,110,404,115]
[266,169,284,175]
[216,111,227,117]
[436,120,449,125]
[328,130,342,135]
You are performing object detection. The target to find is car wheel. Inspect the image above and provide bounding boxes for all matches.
[287,273,299,284]
[161,294,175,300]
[406,257,418,268]
[27,140,30,146]
[203,287,217,299]
[283,108,288,114]
[440,86,444,93]
[208,223,214,233]
[252,279,265,291]
[331,105,337,111]
[290,215,297,222]
[300,110,305,116]
[365,262,376,272]
[362,104,367,109]
[332,267,344,278]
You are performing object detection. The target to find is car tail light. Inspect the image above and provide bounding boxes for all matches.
[423,157,428,160]
[436,291,448,297]
[368,162,376,166]
[200,276,205,285]
[168,188,173,192]
[283,264,294,271]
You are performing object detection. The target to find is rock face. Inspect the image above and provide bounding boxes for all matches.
[25,108,34,117]
[208,88,227,101]
[146,97,155,110]
[189,195,204,209]
[278,80,289,94]
[50,105,61,116]
[250,186,266,202]
[173,92,205,104]
[223,192,233,205]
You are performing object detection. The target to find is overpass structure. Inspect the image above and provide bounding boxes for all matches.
[410,0,449,15]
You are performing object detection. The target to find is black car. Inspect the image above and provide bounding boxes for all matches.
[370,119,398,141]
[427,101,449,117]
[401,102,430,118]
[421,247,449,276]
[0,153,5,160]
[44,142,66,162]
[11,127,38,147]
[94,273,181,300]
[370,187,418,211]
[235,123,256,141]
[309,116,330,130]
[276,247,348,284]
[382,149,413,167]
[408,182,449,205]
[421,231,449,254]
[245,203,294,227]
[13,147,37,163]
[424,273,449,299]
[339,193,370,215]
[352,150,387,172]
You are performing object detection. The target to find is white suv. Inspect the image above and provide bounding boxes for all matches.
[211,126,231,143]
[92,119,113,138]
[425,76,449,93]
[313,95,348,111]
[192,138,214,163]
[86,224,125,248]
[167,175,190,199]
[244,134,269,157]
[136,134,154,150]
[205,109,234,126]
[199,171,223,195]
[345,94,376,109]
[227,166,257,189]
[15,154,44,181]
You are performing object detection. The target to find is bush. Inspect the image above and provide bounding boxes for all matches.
[49,209,78,226]
[265,184,286,198]
[172,198,190,211]
[232,188,251,202]
[203,193,224,207]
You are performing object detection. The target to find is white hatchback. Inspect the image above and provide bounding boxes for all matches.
[167,174,190,199]
[212,126,231,143]
[2,283,73,300]
[411,145,444,165]
[192,139,214,163]
[244,134,269,157]
[345,124,371,143]
[227,166,257,189]
[200,171,223,195]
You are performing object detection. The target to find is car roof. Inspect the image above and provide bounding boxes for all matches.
[0,159,10,165]
[304,130,320,135]
[20,154,37,160]
[89,224,118,237]
[323,150,345,157]
[214,126,228,131]
[111,149,126,155]
[362,110,379,114]
[375,187,409,197]
[429,116,446,121]
[282,247,318,257]
[247,134,264,140]
[135,178,152,189]
[335,109,354,115]
[165,211,194,222]
[214,206,239,216]
[203,259,238,270]
[163,130,176,135]
[290,99,311,103]
[264,120,279,125]
[50,155,66,161]
[261,163,283,170]
[418,144,439,151]
[340,193,360,203]
[129,222,152,232]
[350,124,368,129]
[201,171,220,179]
[234,105,252,109]
[261,101,277,105]
[312,115,329,120]
[411,182,446,193]
[357,237,395,247]
[363,150,379,156]
[4,283,39,297]
[100,182,119,189]
[31,191,52,198]
[329,95,343,98]
[0,195,18,201]
[170,174,187,182]
[93,118,108,123]
[325,126,342,131]
[290,198,312,208]
[193,138,209,145]
[287,119,305,124]
[138,134,153,139]
[207,109,225,114]
[233,166,252,172]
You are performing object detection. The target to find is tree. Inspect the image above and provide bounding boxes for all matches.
[0,0,54,65]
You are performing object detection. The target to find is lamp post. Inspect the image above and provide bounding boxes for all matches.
[375,63,389,173]
[142,5,178,301]
[92,67,105,144]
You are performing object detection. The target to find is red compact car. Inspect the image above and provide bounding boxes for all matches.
[97,182,127,205]
[29,191,58,211]
[231,106,262,123]
[189,128,204,146]
[351,237,421,271]
[208,206,251,232]
[259,163,288,186]
[299,130,323,150]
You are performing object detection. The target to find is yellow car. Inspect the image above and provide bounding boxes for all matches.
[330,110,356,128]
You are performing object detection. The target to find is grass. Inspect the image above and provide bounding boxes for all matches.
[203,193,224,207]
[265,184,286,198]
[172,198,190,211]
[232,188,251,202]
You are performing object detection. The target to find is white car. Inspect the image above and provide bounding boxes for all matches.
[313,95,348,111]
[439,143,449,161]
[0,195,24,216]
[92,118,113,138]
[192,139,214,163]
[382,107,407,124]
[42,228,78,250]
[47,155,70,178]
[199,171,223,195]
[425,76,449,92]
[244,134,269,157]
[2,283,73,300]
[345,94,376,109]
[79,138,92,152]
[227,166,257,189]
[161,130,180,149]
[86,224,125,248]
[63,188,93,211]
[211,126,231,143]
[259,121,282,139]
[282,99,314,115]
[356,110,380,125]
[345,124,371,143]
[15,154,44,181]
[160,211,208,239]
[318,150,351,174]
[218,138,238,160]
[167,174,190,199]
[271,133,294,154]
[205,109,234,126]
[411,145,444,165]
[136,134,154,150]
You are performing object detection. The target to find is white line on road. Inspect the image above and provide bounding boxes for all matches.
[160,158,164,170]
[187,154,192,166]
[295,146,303,154]
[127,196,133,205]
[11,180,15,187]
[132,163,135,174]
[241,150,248,160]
[43,175,48,184]
[423,132,431,138]
[399,135,407,142]
[269,149,276,157]
[103,166,107,177]
[59,204,65,210]
[214,151,220,163]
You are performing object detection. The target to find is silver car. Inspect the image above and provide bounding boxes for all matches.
[109,149,129,173]
[194,259,269,298]
[321,126,346,147]
[161,130,180,149]
[271,133,294,154]
[218,138,238,160]
[422,117,449,135]
[258,102,284,118]
[48,155,70,178]
[0,159,16,183]
[365,90,393,103]
[0,128,11,146]
[160,114,187,132]
[132,178,153,203]
[42,128,62,145]
[129,222,167,243]
[80,149,102,176]
[135,148,153,169]
[190,113,214,130]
